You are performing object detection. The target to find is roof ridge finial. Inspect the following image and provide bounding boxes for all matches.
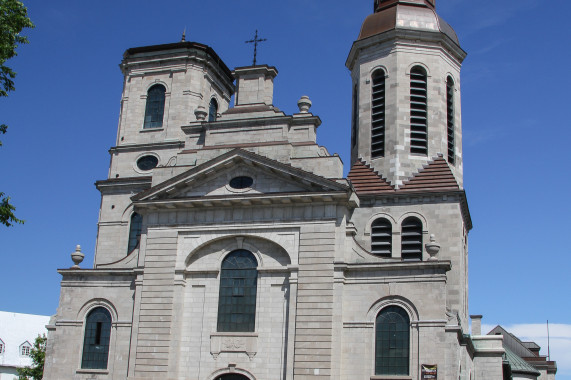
[181,27,186,42]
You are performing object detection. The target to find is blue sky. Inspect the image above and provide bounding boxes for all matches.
[1,0,570,376]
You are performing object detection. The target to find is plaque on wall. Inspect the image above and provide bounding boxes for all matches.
[421,364,437,379]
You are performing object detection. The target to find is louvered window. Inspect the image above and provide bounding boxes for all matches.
[143,84,166,129]
[352,84,358,147]
[371,218,391,257]
[401,217,422,261]
[208,98,219,122]
[81,307,112,369]
[410,67,428,155]
[375,306,410,375]
[446,76,455,165]
[217,250,258,332]
[371,70,386,158]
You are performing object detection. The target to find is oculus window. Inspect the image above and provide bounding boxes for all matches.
[136,155,158,171]
[217,250,258,332]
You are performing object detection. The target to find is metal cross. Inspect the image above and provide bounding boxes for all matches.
[245,30,267,66]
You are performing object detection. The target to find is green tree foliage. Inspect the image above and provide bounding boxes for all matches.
[17,334,46,380]
[0,0,33,226]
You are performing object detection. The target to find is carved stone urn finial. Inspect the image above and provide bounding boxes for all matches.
[194,106,207,121]
[425,234,440,261]
[71,245,85,269]
[297,95,312,113]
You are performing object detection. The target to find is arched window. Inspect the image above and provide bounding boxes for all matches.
[217,250,258,332]
[446,76,455,165]
[375,306,410,375]
[143,84,166,129]
[81,307,112,369]
[215,375,250,380]
[371,69,386,158]
[401,217,423,261]
[410,66,428,155]
[352,84,358,147]
[208,98,219,122]
[127,212,142,254]
[371,218,391,257]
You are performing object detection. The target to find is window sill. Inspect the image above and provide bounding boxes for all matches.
[76,368,109,375]
[140,128,164,133]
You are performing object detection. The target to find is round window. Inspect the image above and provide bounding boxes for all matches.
[136,155,158,171]
[229,176,253,189]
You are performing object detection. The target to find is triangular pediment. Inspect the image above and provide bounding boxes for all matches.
[132,149,349,204]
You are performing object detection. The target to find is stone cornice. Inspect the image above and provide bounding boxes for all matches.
[108,140,184,154]
[346,28,466,71]
[182,114,322,135]
[334,260,452,273]
[95,176,152,193]
[134,190,354,211]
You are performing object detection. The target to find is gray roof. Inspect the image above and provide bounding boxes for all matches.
[504,347,541,377]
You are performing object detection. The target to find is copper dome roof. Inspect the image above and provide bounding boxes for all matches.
[358,0,460,45]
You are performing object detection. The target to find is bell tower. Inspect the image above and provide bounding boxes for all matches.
[347,0,466,188]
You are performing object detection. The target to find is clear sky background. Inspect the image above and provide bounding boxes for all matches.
[1,0,570,376]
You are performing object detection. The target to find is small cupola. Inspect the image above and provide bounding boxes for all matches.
[374,0,434,12]
[233,65,278,106]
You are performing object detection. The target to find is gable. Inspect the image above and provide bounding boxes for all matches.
[132,148,350,203]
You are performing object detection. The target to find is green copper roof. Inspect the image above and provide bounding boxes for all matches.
[504,347,541,376]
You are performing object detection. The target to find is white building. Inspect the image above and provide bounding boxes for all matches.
[0,311,50,380]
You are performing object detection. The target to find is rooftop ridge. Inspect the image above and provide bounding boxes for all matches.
[399,155,460,192]
[347,158,395,195]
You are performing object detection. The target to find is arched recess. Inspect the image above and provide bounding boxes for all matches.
[184,234,293,269]
[209,367,256,380]
[76,298,119,322]
[364,213,397,235]
[366,295,419,323]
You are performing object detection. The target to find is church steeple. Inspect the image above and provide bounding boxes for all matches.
[347,0,466,188]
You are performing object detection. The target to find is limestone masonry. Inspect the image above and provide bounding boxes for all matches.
[42,1,556,379]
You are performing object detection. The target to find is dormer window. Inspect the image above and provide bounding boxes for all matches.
[208,98,219,122]
[143,84,166,129]
[0,339,4,354]
[410,66,428,155]
[20,341,32,356]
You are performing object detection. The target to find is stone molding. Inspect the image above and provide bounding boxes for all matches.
[210,332,258,359]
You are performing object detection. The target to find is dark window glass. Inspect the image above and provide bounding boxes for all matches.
[136,155,158,171]
[410,66,428,155]
[208,98,219,122]
[375,306,410,375]
[216,375,250,380]
[371,70,386,158]
[127,213,142,254]
[446,76,455,165]
[229,176,253,189]
[143,85,166,129]
[217,250,258,332]
[81,307,111,369]
[352,85,358,147]
[401,217,422,261]
[371,218,391,257]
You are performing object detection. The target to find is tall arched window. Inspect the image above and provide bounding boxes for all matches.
[217,250,258,332]
[375,306,410,375]
[127,212,142,254]
[81,307,112,369]
[371,69,386,158]
[143,84,166,129]
[446,76,455,165]
[401,217,423,261]
[352,84,358,147]
[410,66,428,155]
[371,218,391,257]
[208,98,219,122]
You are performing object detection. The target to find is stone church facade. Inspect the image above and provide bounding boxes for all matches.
[43,1,511,379]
